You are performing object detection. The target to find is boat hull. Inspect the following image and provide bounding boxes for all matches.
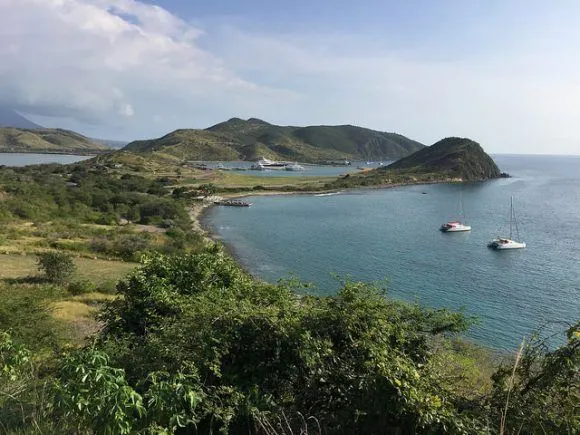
[440,226,471,232]
[487,239,526,250]
[440,222,471,232]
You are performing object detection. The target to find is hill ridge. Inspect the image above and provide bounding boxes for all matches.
[0,127,110,154]
[385,136,501,180]
[125,118,425,162]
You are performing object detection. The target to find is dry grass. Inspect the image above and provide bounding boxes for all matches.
[51,300,94,322]
[50,300,103,345]
[70,292,117,304]
[0,253,136,285]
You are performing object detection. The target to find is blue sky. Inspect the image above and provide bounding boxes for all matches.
[1,0,579,154]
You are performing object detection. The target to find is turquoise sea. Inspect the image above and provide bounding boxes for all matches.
[205,155,580,350]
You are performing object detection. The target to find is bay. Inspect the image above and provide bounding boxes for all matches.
[205,155,580,350]
[0,153,91,167]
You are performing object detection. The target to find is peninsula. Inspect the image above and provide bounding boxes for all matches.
[0,127,110,155]
[329,137,503,189]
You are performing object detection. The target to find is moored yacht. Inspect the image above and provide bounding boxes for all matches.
[440,191,471,232]
[488,196,526,250]
[440,221,471,232]
[487,238,526,250]
[250,157,288,170]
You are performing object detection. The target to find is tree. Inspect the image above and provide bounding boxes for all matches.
[36,252,76,283]
[199,183,217,197]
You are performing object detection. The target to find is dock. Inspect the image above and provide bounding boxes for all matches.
[214,200,253,207]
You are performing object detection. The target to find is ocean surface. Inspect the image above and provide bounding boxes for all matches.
[0,153,91,166]
[205,155,580,350]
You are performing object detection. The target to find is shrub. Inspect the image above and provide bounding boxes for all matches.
[36,252,76,283]
[67,280,96,296]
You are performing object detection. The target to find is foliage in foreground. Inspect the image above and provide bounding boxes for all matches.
[0,248,578,434]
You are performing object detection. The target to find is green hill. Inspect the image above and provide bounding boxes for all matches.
[331,137,502,188]
[124,118,425,162]
[0,127,110,154]
[386,137,501,180]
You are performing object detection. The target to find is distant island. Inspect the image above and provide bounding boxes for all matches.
[0,127,110,155]
[124,117,425,163]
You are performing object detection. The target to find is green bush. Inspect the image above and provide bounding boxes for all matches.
[36,252,76,283]
[67,280,96,296]
[97,249,481,433]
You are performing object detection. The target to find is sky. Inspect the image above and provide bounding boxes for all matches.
[1,0,580,154]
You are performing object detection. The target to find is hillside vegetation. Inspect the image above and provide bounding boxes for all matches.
[331,137,502,188]
[0,127,110,154]
[387,137,501,180]
[124,117,425,162]
[0,145,577,434]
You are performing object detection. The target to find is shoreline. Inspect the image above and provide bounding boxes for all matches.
[196,201,264,280]
[190,176,476,244]
[189,177,476,280]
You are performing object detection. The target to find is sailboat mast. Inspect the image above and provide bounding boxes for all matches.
[509,196,513,239]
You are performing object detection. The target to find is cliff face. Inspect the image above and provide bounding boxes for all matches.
[385,137,501,181]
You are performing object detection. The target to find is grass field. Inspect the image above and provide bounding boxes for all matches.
[0,254,136,285]
[0,254,136,347]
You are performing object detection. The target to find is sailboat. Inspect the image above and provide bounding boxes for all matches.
[488,196,526,250]
[440,192,471,232]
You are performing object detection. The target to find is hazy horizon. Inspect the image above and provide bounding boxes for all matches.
[2,0,580,155]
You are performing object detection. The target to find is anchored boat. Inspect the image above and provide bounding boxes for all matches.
[440,192,471,232]
[488,196,526,250]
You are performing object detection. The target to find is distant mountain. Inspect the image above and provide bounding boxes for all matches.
[0,127,110,154]
[124,118,425,162]
[386,137,501,181]
[89,138,128,149]
[0,107,43,129]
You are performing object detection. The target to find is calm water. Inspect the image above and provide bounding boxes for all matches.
[0,153,91,166]
[205,155,580,350]
[202,161,387,177]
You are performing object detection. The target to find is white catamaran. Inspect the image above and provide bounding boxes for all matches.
[440,192,471,232]
[488,196,526,250]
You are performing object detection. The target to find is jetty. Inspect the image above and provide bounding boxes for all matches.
[214,200,253,207]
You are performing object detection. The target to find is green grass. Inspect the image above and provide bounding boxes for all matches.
[0,127,109,154]
[0,254,136,348]
[0,254,135,286]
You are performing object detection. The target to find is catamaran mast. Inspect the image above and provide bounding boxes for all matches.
[509,196,513,239]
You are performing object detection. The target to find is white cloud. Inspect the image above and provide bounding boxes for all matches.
[1,1,579,154]
[207,27,580,154]
[0,0,295,136]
